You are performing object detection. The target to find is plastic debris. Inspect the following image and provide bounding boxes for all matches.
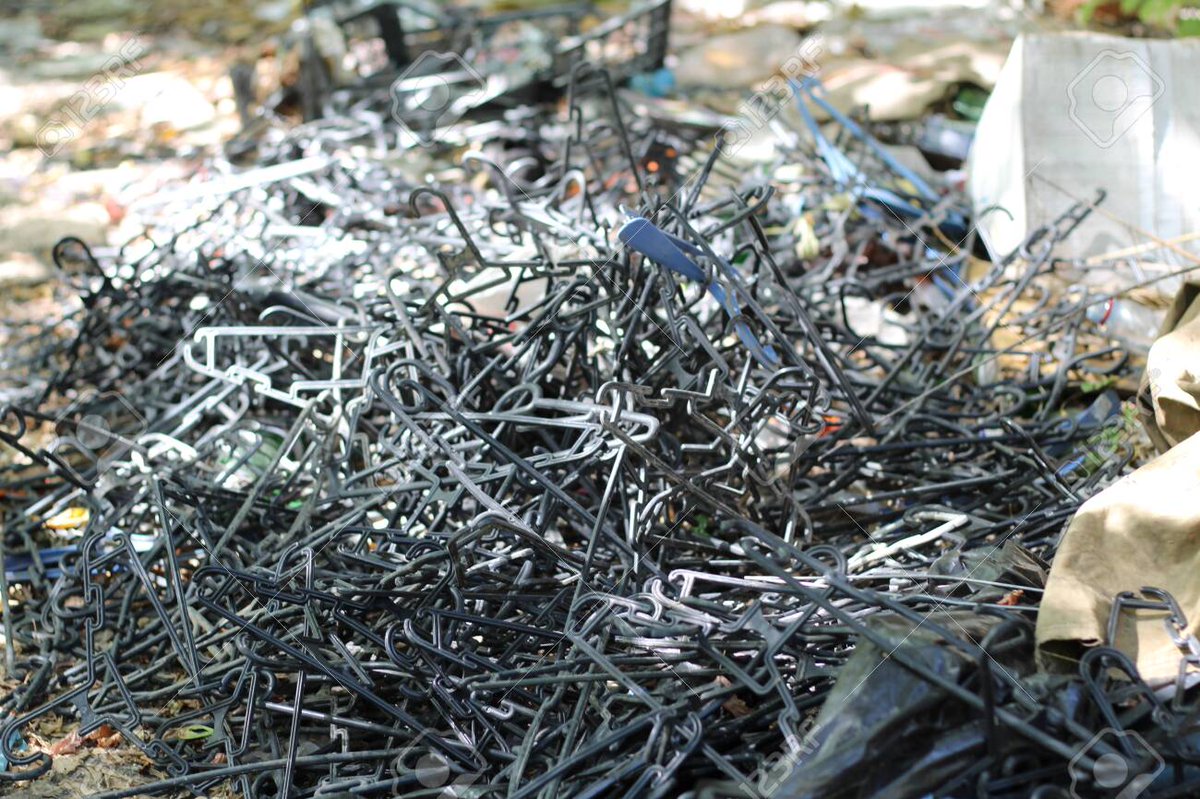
[0,18,1189,799]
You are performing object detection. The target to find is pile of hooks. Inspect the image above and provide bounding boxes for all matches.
[0,64,1187,799]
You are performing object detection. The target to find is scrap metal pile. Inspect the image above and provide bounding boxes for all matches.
[0,56,1188,799]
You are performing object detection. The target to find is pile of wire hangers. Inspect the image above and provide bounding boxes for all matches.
[0,66,1185,799]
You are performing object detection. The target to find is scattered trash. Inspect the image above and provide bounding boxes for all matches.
[629,66,676,97]
[0,729,27,772]
[295,0,672,123]
[899,113,976,170]
[43,507,88,531]
[778,612,1029,799]
[674,23,803,89]
[0,6,1195,799]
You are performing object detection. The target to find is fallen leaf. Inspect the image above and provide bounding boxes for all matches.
[997,590,1025,607]
[722,695,752,718]
[88,725,123,749]
[49,730,83,756]
[98,731,123,749]
[86,724,114,741]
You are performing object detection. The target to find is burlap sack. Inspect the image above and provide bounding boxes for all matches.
[1141,280,1200,451]
[1037,429,1200,682]
[1038,282,1200,681]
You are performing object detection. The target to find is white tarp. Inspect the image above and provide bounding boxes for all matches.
[970,33,1200,266]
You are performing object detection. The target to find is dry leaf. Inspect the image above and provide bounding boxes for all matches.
[722,696,752,718]
[88,725,123,749]
[49,730,83,757]
[997,590,1025,607]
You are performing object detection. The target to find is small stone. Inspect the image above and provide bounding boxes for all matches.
[118,73,217,131]
[0,204,109,255]
[0,253,52,287]
[6,114,42,148]
[744,1,833,28]
[254,0,296,23]
[56,0,135,24]
[0,16,43,52]
[25,52,120,81]
[675,25,805,90]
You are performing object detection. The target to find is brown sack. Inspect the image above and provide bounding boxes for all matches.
[1141,279,1200,451]
[1037,429,1200,682]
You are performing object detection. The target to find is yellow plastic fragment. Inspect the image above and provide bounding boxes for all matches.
[45,507,89,531]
